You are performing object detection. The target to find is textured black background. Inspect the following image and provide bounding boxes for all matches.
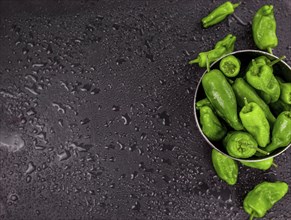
[0,0,290,219]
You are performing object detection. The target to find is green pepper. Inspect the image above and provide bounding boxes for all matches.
[199,106,227,141]
[232,78,276,125]
[243,181,288,220]
[211,149,238,185]
[278,78,291,105]
[252,5,278,54]
[223,131,268,159]
[239,98,270,147]
[202,69,243,130]
[241,158,274,171]
[265,111,291,153]
[254,55,271,65]
[245,58,280,103]
[201,1,240,28]
[219,54,241,77]
[189,34,236,67]
[195,98,214,110]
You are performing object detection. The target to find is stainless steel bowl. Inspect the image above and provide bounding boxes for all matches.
[194,49,291,162]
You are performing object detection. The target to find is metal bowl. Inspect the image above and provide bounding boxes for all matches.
[194,49,291,162]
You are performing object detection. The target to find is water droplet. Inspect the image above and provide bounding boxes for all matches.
[80,118,90,125]
[112,105,120,111]
[57,150,71,161]
[121,113,131,125]
[157,111,170,126]
[25,161,36,174]
[90,88,100,95]
[9,194,19,202]
[131,201,141,211]
[26,108,36,116]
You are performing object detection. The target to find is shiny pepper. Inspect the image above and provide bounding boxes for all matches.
[232,78,276,125]
[241,158,274,171]
[195,98,214,110]
[277,77,291,104]
[201,69,243,130]
[243,181,288,220]
[239,98,270,147]
[201,1,240,28]
[219,54,241,77]
[189,34,236,67]
[198,106,227,141]
[245,57,281,103]
[252,5,278,54]
[265,111,291,153]
[223,131,268,159]
[211,149,238,185]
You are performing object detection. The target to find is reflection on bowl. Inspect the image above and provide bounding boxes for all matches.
[194,50,291,162]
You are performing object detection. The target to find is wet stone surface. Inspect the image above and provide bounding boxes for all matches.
[0,0,291,219]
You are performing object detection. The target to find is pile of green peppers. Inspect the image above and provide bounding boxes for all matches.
[197,54,291,159]
[193,2,290,220]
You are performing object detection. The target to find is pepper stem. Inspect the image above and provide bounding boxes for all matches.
[206,55,210,73]
[272,162,278,168]
[254,147,270,155]
[243,97,248,106]
[233,2,241,9]
[249,212,255,220]
[269,56,286,67]
[267,47,273,54]
[188,58,199,65]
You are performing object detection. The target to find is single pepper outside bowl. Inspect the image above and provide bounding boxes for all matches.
[194,49,291,162]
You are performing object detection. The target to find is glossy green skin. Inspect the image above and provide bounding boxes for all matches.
[211,149,238,185]
[189,34,236,67]
[199,106,227,141]
[265,111,291,153]
[255,55,271,65]
[241,158,273,170]
[239,102,270,147]
[202,69,243,130]
[252,5,278,52]
[232,78,276,125]
[196,98,214,110]
[246,60,280,103]
[223,131,258,158]
[219,55,241,77]
[202,1,240,28]
[279,82,291,104]
[243,181,288,219]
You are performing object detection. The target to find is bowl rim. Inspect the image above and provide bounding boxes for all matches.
[193,49,291,162]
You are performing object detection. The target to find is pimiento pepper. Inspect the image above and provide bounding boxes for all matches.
[195,98,214,110]
[243,181,288,220]
[239,98,270,147]
[202,69,243,130]
[254,55,271,65]
[252,5,278,54]
[211,149,238,185]
[241,158,275,171]
[201,1,240,28]
[189,34,236,67]
[219,54,241,77]
[265,111,291,153]
[199,106,227,141]
[232,77,276,125]
[277,77,291,104]
[245,57,281,103]
[223,131,268,159]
